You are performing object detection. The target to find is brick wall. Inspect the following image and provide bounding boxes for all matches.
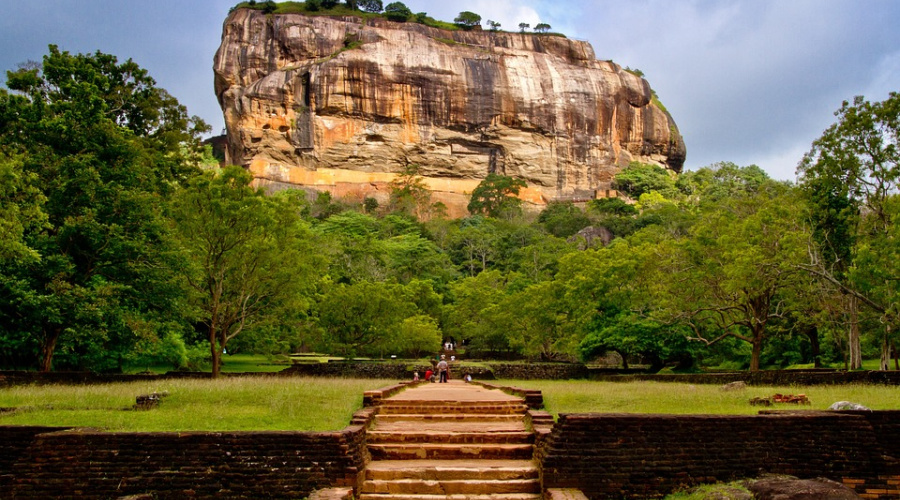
[6,367,900,386]
[590,370,900,385]
[0,426,71,477]
[490,363,589,380]
[0,426,367,499]
[540,412,899,499]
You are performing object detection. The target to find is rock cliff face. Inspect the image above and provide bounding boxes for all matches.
[214,8,686,215]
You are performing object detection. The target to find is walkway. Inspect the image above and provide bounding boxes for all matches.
[359,380,541,500]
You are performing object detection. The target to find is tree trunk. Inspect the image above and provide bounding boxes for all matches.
[805,326,821,368]
[616,350,629,370]
[210,326,221,379]
[848,295,862,370]
[39,326,62,372]
[893,341,899,371]
[749,331,763,372]
[880,325,892,371]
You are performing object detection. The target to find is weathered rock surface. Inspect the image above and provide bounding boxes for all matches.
[746,477,861,500]
[214,9,686,215]
[829,401,871,411]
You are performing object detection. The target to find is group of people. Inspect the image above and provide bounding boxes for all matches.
[414,354,472,383]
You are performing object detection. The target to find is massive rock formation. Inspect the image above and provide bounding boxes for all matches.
[214,8,686,216]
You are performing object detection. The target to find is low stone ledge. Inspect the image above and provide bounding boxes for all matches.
[545,489,589,500]
[474,381,544,409]
[363,380,422,407]
[309,487,354,500]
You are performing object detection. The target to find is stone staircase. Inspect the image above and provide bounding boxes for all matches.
[359,382,542,500]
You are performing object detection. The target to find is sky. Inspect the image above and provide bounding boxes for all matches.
[1,0,898,181]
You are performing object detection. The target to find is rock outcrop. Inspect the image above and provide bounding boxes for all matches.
[214,8,686,215]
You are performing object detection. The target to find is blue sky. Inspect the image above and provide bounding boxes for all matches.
[2,0,897,180]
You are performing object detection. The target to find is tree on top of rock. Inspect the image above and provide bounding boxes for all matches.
[455,11,482,28]
[384,2,411,22]
[358,0,383,12]
[534,23,551,33]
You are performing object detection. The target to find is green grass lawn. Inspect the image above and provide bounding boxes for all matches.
[0,377,393,431]
[4,377,899,432]
[123,353,293,374]
[500,380,900,417]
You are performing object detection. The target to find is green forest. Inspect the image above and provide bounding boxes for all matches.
[1,47,898,376]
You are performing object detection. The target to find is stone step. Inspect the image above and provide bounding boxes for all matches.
[367,430,533,445]
[368,443,534,461]
[373,420,527,433]
[357,494,542,500]
[378,403,529,415]
[375,414,524,423]
[361,479,540,495]
[365,460,539,482]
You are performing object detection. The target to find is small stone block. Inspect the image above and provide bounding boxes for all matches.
[545,488,589,500]
[308,487,354,500]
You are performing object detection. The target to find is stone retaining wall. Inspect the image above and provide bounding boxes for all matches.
[539,411,900,499]
[590,369,900,385]
[0,426,368,499]
[490,363,589,380]
[0,426,70,477]
[6,367,900,386]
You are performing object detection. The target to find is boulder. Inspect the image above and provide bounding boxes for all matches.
[721,381,748,391]
[567,225,615,249]
[746,477,860,500]
[829,401,871,411]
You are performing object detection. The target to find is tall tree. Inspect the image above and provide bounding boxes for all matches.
[389,163,432,219]
[467,174,527,218]
[797,92,900,368]
[383,2,411,22]
[454,11,482,28]
[0,46,207,371]
[170,167,319,377]
[656,183,809,371]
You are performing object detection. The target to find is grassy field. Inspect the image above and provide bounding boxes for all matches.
[123,353,293,374]
[503,379,900,417]
[3,377,899,431]
[0,377,392,432]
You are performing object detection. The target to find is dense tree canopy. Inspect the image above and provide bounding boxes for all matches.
[0,46,208,371]
[798,92,900,369]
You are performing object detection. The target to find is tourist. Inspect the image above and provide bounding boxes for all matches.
[413,371,419,381]
[437,355,450,383]
[424,368,434,382]
[464,373,472,383]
